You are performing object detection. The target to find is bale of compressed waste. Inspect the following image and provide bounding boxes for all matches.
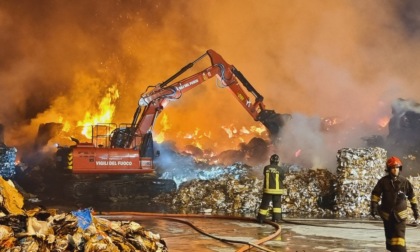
[335,147,387,217]
[0,143,17,179]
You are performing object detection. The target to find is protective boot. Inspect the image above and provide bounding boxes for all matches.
[256,213,266,224]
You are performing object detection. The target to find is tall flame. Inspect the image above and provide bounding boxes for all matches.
[155,113,171,143]
[77,85,119,138]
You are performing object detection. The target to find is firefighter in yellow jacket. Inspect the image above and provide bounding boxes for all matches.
[371,156,418,252]
[257,154,287,223]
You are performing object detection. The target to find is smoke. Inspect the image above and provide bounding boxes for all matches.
[1,1,420,170]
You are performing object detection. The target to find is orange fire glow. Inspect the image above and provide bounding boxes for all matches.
[155,113,171,143]
[377,116,390,128]
[77,85,119,138]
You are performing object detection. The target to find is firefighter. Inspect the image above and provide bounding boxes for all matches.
[257,154,288,223]
[370,156,419,252]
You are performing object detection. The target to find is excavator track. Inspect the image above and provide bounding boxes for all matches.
[57,174,177,202]
[96,178,176,202]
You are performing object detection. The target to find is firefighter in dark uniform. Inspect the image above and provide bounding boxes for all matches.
[370,156,419,252]
[257,154,287,223]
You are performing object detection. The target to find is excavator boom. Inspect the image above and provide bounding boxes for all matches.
[129,49,289,149]
[53,49,289,202]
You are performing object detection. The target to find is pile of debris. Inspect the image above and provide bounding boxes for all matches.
[282,168,336,216]
[166,147,420,219]
[0,176,168,251]
[167,163,338,216]
[170,163,263,214]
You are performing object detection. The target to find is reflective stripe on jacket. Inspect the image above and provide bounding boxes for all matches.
[371,174,416,221]
[263,165,287,194]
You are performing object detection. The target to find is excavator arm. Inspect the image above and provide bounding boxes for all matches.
[112,49,290,150]
[139,50,265,119]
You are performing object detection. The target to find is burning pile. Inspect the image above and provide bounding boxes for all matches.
[0,177,168,251]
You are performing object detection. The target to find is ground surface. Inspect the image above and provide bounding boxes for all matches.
[133,217,420,252]
[25,197,420,251]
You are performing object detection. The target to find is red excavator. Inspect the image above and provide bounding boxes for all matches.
[53,49,290,201]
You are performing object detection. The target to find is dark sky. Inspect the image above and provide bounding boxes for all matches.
[1,0,420,169]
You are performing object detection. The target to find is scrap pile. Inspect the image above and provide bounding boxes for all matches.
[282,168,336,216]
[168,163,337,216]
[168,147,420,219]
[408,176,420,216]
[0,177,168,251]
[0,143,17,179]
[170,163,263,214]
[335,147,387,217]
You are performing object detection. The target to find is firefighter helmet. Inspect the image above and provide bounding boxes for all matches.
[270,154,279,164]
[386,156,402,171]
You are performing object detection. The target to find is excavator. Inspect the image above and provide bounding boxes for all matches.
[54,49,290,202]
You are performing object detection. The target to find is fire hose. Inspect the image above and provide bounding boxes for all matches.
[279,217,419,230]
[96,211,281,252]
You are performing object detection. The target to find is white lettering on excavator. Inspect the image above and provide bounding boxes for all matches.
[96,161,133,166]
[178,79,199,90]
[117,161,133,166]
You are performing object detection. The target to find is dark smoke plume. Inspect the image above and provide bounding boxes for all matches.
[1,1,420,170]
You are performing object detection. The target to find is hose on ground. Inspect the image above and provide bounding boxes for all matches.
[279,217,418,230]
[96,211,281,252]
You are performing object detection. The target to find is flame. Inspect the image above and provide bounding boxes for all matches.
[193,140,202,149]
[295,149,302,157]
[223,124,266,139]
[155,132,165,143]
[77,85,119,138]
[154,113,171,143]
[249,125,266,135]
[160,113,171,131]
[222,125,234,138]
[239,126,250,134]
[377,116,390,128]
[154,112,269,155]
[182,128,207,149]
[62,121,71,132]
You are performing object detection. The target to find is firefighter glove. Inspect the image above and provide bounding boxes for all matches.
[370,202,378,218]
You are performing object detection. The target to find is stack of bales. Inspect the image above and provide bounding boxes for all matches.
[335,147,387,217]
